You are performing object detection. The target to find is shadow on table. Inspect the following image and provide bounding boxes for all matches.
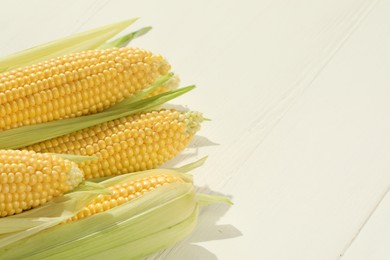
[161,135,220,169]
[149,187,241,260]
[150,136,239,259]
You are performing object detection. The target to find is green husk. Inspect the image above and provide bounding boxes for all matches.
[0,171,197,259]
[0,162,231,259]
[0,77,195,149]
[196,193,233,207]
[98,26,152,49]
[0,19,137,72]
[103,73,174,111]
[88,201,199,260]
[175,156,208,173]
[0,182,108,246]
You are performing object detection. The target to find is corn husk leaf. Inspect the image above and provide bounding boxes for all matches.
[197,193,233,207]
[97,26,152,49]
[89,202,199,260]
[103,72,173,111]
[0,171,198,260]
[0,19,137,73]
[175,156,208,173]
[0,75,195,149]
[0,161,231,259]
[0,182,108,246]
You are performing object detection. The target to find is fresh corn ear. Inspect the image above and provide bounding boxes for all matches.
[0,167,230,259]
[0,181,108,246]
[0,150,84,217]
[23,109,204,179]
[65,171,186,222]
[0,47,171,131]
[0,79,192,150]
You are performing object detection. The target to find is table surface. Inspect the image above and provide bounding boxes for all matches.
[1,0,390,259]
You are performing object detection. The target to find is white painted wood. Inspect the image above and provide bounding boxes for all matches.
[342,192,390,260]
[1,0,390,259]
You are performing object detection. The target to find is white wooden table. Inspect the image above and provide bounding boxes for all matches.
[1,0,390,259]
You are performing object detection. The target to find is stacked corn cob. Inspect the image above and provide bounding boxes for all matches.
[0,150,83,217]
[0,19,231,259]
[0,47,170,131]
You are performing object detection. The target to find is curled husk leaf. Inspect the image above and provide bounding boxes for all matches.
[0,161,231,260]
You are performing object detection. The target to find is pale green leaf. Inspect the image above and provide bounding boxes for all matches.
[0,182,107,247]
[0,18,137,72]
[196,193,233,206]
[96,169,193,187]
[0,165,231,259]
[0,84,195,149]
[103,73,173,112]
[174,156,208,173]
[98,26,152,49]
[0,182,197,260]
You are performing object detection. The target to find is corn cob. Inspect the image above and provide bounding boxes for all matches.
[0,169,204,259]
[23,109,204,179]
[0,150,83,217]
[0,47,171,131]
[66,172,184,222]
[0,163,231,259]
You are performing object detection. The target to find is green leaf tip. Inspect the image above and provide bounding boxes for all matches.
[196,193,233,206]
[175,156,208,173]
[98,26,152,49]
[104,73,173,111]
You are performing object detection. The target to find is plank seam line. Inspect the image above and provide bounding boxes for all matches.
[218,0,381,189]
[337,1,384,257]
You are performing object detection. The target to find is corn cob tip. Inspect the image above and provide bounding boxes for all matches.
[66,163,84,191]
[165,74,180,91]
[179,111,204,135]
[146,73,179,98]
[0,150,84,217]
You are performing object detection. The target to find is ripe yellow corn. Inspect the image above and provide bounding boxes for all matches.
[0,150,83,217]
[23,109,203,179]
[0,168,217,259]
[0,47,171,131]
[66,173,183,222]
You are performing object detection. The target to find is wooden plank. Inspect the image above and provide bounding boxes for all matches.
[1,0,389,259]
[342,192,390,259]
